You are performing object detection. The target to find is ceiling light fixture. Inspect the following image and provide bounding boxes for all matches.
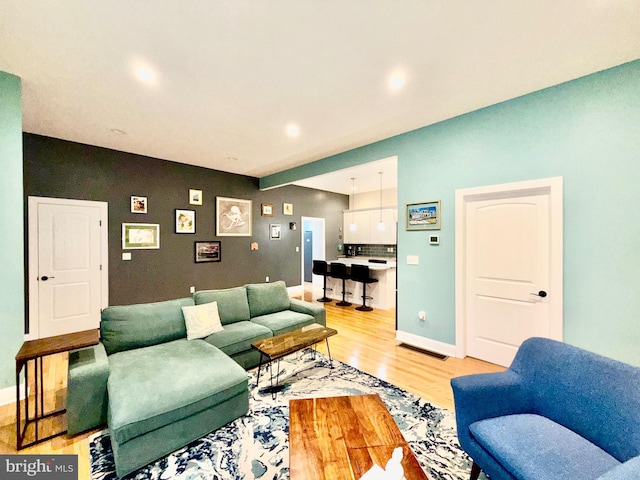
[350,177,357,232]
[286,124,300,137]
[378,171,385,231]
[110,128,127,135]
[389,74,405,90]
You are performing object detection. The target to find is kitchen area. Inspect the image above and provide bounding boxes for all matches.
[297,157,398,311]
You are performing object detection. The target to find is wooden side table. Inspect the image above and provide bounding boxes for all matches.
[15,329,99,449]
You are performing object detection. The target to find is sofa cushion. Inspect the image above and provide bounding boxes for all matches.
[194,287,251,325]
[182,302,224,340]
[203,321,272,356]
[251,310,314,336]
[101,297,193,355]
[470,414,620,480]
[107,339,248,445]
[245,281,290,318]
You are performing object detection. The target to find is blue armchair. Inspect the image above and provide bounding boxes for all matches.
[451,337,640,480]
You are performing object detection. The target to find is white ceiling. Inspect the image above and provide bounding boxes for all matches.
[1,1,639,194]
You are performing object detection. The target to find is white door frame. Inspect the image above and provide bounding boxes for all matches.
[27,196,109,340]
[300,217,326,288]
[454,177,563,359]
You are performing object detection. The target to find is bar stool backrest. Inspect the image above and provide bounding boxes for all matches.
[312,260,329,276]
[330,262,348,279]
[350,264,371,282]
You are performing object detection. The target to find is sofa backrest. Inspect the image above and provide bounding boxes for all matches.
[245,281,290,318]
[193,286,251,325]
[101,297,193,355]
[511,337,640,462]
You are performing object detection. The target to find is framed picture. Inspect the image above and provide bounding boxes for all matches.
[175,209,196,233]
[122,223,160,249]
[270,223,281,240]
[406,200,441,230]
[216,197,252,236]
[189,189,203,205]
[261,203,274,216]
[283,202,293,215]
[131,196,147,213]
[195,241,221,263]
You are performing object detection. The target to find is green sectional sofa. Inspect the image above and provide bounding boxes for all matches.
[67,281,325,477]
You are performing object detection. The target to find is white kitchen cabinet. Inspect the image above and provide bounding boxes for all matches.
[343,208,397,244]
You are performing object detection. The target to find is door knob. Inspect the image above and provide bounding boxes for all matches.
[40,276,55,281]
[529,290,547,298]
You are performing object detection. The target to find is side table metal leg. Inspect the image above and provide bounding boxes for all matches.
[326,338,334,369]
[256,353,264,386]
[34,357,39,442]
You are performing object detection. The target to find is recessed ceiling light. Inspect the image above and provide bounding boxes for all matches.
[286,124,300,137]
[110,128,127,135]
[389,74,405,90]
[226,157,238,162]
[135,67,156,85]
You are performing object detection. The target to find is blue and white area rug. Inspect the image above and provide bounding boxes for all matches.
[89,351,480,479]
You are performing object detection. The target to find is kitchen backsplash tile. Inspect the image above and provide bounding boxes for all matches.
[346,244,396,258]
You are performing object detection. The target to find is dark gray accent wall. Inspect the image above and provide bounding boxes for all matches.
[23,133,347,307]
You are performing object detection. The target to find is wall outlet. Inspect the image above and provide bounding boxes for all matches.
[296,246,299,252]
[407,255,420,265]
[190,286,195,294]
[418,311,426,320]
[265,276,270,282]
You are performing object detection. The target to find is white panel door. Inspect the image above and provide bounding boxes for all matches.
[465,193,553,366]
[36,202,103,337]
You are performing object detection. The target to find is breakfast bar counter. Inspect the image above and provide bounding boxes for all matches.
[325,257,396,310]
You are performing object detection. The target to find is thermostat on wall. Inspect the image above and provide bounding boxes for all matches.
[429,235,440,245]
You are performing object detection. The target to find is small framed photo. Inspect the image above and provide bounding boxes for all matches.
[131,196,147,213]
[261,203,274,216]
[176,209,196,234]
[122,223,160,249]
[406,200,441,231]
[283,203,293,215]
[195,241,221,263]
[269,224,281,240]
[189,189,203,205]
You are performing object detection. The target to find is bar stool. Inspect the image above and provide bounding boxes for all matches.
[312,260,332,302]
[330,262,352,307]
[350,264,379,312]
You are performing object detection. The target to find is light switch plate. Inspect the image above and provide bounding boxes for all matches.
[122,252,132,261]
[407,255,419,265]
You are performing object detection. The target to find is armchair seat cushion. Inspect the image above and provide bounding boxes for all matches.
[107,339,248,445]
[251,310,314,336]
[203,321,272,356]
[470,414,620,480]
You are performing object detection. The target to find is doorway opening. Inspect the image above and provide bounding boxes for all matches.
[301,217,326,288]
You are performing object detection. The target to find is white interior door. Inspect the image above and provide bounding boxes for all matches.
[28,197,108,339]
[455,178,563,367]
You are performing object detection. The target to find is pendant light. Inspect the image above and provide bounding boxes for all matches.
[377,171,385,231]
[350,177,357,231]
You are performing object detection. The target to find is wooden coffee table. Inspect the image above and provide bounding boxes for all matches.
[289,394,429,479]
[252,323,337,397]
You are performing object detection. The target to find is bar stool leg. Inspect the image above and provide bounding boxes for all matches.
[317,275,332,302]
[355,282,374,311]
[336,278,352,306]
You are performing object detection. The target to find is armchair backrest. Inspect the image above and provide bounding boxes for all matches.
[510,337,640,462]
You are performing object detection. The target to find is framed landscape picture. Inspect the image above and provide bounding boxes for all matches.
[195,241,221,263]
[406,200,441,230]
[189,189,203,205]
[216,197,252,236]
[122,223,160,249]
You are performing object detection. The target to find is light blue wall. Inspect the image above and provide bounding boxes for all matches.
[262,60,640,366]
[0,71,24,389]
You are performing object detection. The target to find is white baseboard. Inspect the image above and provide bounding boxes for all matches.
[395,330,457,358]
[287,284,304,296]
[0,383,27,407]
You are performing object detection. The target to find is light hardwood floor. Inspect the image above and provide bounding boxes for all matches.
[0,285,503,479]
